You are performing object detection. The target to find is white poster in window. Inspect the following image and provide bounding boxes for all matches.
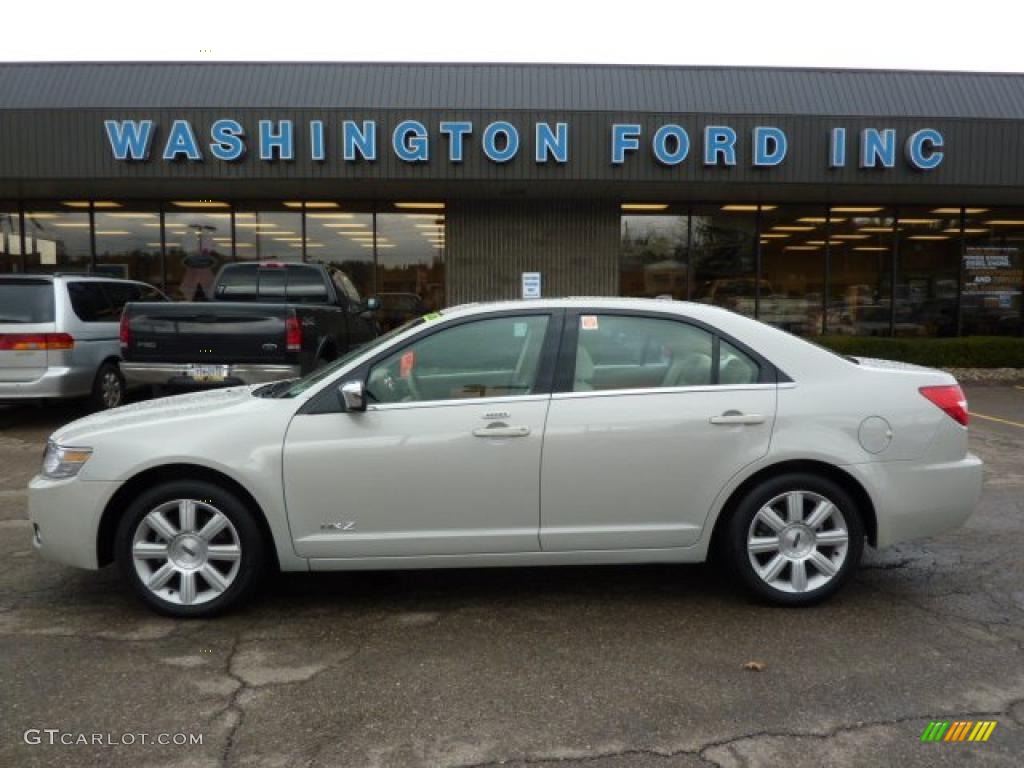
[521,271,541,299]
[38,238,57,266]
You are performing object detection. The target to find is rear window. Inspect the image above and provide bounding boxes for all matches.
[0,280,55,323]
[214,264,329,304]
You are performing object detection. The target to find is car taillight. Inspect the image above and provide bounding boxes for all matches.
[119,313,131,349]
[920,384,969,427]
[0,333,74,351]
[285,315,302,352]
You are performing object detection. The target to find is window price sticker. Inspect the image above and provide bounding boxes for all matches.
[580,315,599,331]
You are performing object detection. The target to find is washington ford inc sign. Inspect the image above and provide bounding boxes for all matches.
[103,119,945,171]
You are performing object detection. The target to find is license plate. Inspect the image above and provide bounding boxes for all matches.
[185,364,229,383]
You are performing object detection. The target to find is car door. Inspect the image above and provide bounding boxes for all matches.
[282,310,562,559]
[540,310,777,552]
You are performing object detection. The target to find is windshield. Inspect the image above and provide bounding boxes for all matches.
[274,316,427,398]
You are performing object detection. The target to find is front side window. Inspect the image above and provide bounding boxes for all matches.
[367,315,550,404]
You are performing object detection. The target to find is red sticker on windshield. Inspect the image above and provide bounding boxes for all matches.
[399,350,416,378]
[580,315,599,331]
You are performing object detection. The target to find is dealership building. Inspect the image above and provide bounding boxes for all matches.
[1,62,1022,336]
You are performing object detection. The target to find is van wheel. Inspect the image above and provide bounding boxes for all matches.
[115,480,266,618]
[91,362,126,410]
[725,473,864,606]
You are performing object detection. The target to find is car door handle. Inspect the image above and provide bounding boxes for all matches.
[472,425,531,438]
[709,412,766,426]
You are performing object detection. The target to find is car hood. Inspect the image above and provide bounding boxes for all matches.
[51,385,264,445]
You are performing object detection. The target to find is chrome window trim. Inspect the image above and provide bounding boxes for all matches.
[552,383,780,400]
[366,393,551,412]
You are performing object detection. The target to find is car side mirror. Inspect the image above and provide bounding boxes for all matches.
[338,380,366,412]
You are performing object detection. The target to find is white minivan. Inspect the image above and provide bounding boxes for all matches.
[0,274,166,409]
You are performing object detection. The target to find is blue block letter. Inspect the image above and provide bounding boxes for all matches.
[209,119,245,162]
[753,126,787,167]
[905,129,944,170]
[440,121,473,162]
[393,120,429,162]
[259,120,294,161]
[163,120,202,161]
[535,122,568,163]
[343,121,377,162]
[104,119,154,161]
[860,128,896,168]
[704,126,737,166]
[483,121,519,163]
[612,124,642,164]
[652,124,690,166]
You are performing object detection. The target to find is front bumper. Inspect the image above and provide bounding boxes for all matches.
[0,365,94,401]
[121,362,300,388]
[852,453,984,548]
[28,475,121,570]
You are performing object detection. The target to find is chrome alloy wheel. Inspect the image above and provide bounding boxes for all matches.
[746,490,850,594]
[132,499,242,606]
[100,370,123,408]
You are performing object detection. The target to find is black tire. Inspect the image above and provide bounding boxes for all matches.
[724,472,864,607]
[90,361,126,411]
[115,479,267,618]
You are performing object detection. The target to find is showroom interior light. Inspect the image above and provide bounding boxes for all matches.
[830,206,884,213]
[394,202,445,210]
[170,201,230,208]
[621,203,669,211]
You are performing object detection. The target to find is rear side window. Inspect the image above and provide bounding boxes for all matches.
[574,314,714,391]
[67,282,119,323]
[718,340,761,385]
[137,284,166,302]
[101,282,141,315]
[0,280,55,323]
[215,264,328,303]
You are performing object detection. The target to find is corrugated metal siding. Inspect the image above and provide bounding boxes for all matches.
[4,63,1024,118]
[447,200,619,303]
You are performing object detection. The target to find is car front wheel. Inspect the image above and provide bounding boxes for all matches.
[115,480,266,617]
[726,473,864,606]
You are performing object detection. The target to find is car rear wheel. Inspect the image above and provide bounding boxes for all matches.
[725,473,864,606]
[91,362,126,410]
[115,480,266,617]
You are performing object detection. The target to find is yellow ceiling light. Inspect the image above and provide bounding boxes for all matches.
[796,217,848,224]
[304,243,325,248]
[272,237,304,242]
[721,204,774,212]
[403,214,446,221]
[307,213,355,219]
[283,201,340,209]
[145,242,164,247]
[415,223,444,229]
[394,202,445,210]
[234,223,277,228]
[93,230,132,235]
[853,246,889,251]
[759,233,790,239]
[106,213,156,219]
[932,207,988,215]
[62,200,122,208]
[947,227,990,234]
[897,218,939,225]
[832,234,870,240]
[171,201,230,208]
[322,223,368,229]
[23,212,59,219]
[621,203,669,211]
[830,206,884,213]
[908,235,950,240]
[773,225,815,232]
[234,243,253,248]
[52,222,91,228]
[784,245,820,251]
[859,226,895,233]
[984,220,1024,225]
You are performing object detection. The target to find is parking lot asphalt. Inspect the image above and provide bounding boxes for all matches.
[1,387,1022,768]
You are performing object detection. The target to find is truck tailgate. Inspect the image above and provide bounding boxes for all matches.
[124,302,293,364]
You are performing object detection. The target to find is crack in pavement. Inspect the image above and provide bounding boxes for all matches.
[455,698,1024,768]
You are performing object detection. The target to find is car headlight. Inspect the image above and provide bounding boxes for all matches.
[41,441,93,480]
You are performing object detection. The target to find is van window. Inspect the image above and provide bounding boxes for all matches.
[0,280,55,323]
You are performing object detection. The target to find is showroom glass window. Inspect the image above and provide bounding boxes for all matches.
[376,206,446,329]
[894,207,961,337]
[690,205,757,316]
[826,207,895,336]
[961,207,1024,336]
[21,203,91,274]
[620,210,689,300]
[0,203,19,273]
[93,201,162,287]
[234,203,303,262]
[757,205,827,335]
[163,202,232,301]
[302,203,375,302]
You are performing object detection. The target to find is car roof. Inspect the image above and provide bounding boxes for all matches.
[4,273,149,284]
[440,297,735,321]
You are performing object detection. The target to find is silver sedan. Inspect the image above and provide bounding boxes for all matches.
[28,299,983,616]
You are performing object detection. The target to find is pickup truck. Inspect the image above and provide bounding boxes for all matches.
[119,262,378,390]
